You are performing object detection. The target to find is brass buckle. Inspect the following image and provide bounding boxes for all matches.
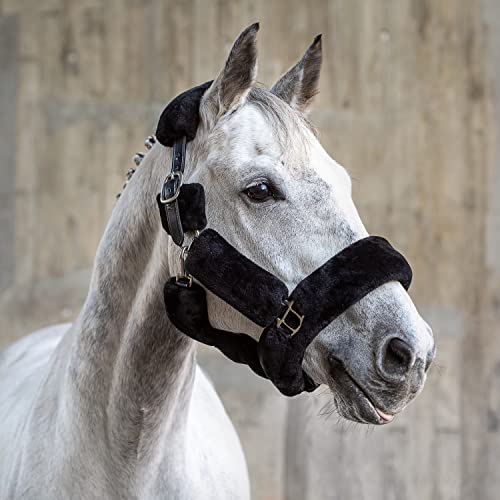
[276,300,304,336]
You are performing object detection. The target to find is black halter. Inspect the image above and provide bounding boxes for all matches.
[155,83,413,397]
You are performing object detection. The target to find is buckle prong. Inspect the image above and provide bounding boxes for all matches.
[276,300,304,336]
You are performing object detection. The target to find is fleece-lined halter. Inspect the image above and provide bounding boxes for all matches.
[155,83,412,397]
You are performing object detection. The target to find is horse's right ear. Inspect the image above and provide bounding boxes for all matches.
[271,34,322,114]
[201,23,259,124]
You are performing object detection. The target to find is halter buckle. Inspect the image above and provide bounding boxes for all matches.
[160,171,183,204]
[276,300,304,336]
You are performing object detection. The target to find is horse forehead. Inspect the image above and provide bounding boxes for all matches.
[207,112,304,179]
[226,107,348,177]
[206,105,351,191]
[221,106,280,154]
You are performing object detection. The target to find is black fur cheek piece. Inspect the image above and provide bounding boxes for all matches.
[156,81,213,147]
[156,184,207,234]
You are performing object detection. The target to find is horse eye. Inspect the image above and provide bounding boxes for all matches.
[244,182,273,202]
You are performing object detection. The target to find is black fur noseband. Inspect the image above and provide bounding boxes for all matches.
[156,83,413,396]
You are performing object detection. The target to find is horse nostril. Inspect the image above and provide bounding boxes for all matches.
[379,337,416,380]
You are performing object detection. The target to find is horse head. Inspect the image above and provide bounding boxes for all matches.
[168,24,435,424]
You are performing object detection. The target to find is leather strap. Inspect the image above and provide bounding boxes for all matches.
[159,138,187,246]
[164,203,184,246]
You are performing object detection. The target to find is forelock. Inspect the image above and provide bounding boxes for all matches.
[192,85,317,171]
[247,86,316,154]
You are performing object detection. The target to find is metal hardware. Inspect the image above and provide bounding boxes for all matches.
[126,168,136,180]
[176,245,193,287]
[174,231,200,287]
[160,171,183,204]
[159,138,188,205]
[158,137,188,244]
[276,300,304,336]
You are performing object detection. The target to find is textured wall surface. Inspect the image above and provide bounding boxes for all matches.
[0,1,499,499]
[0,14,17,293]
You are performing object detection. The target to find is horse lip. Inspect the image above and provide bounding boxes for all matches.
[329,357,395,425]
[374,407,394,422]
[345,373,393,425]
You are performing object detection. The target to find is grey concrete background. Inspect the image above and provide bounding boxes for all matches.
[0,14,17,293]
[1,1,500,499]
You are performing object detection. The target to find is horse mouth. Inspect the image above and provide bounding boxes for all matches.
[329,358,395,425]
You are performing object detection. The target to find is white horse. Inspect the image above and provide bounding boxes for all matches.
[0,24,435,499]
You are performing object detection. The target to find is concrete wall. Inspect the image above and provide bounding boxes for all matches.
[1,1,499,499]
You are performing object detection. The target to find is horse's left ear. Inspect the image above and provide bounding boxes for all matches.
[271,34,322,113]
[201,23,259,123]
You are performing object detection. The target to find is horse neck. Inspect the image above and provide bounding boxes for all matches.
[65,144,195,474]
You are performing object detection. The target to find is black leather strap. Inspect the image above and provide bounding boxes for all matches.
[164,203,184,246]
[171,139,186,175]
[159,139,187,246]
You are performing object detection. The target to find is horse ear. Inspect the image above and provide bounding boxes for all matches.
[271,35,322,113]
[201,23,259,121]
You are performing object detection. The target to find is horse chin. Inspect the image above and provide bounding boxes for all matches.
[328,358,396,426]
